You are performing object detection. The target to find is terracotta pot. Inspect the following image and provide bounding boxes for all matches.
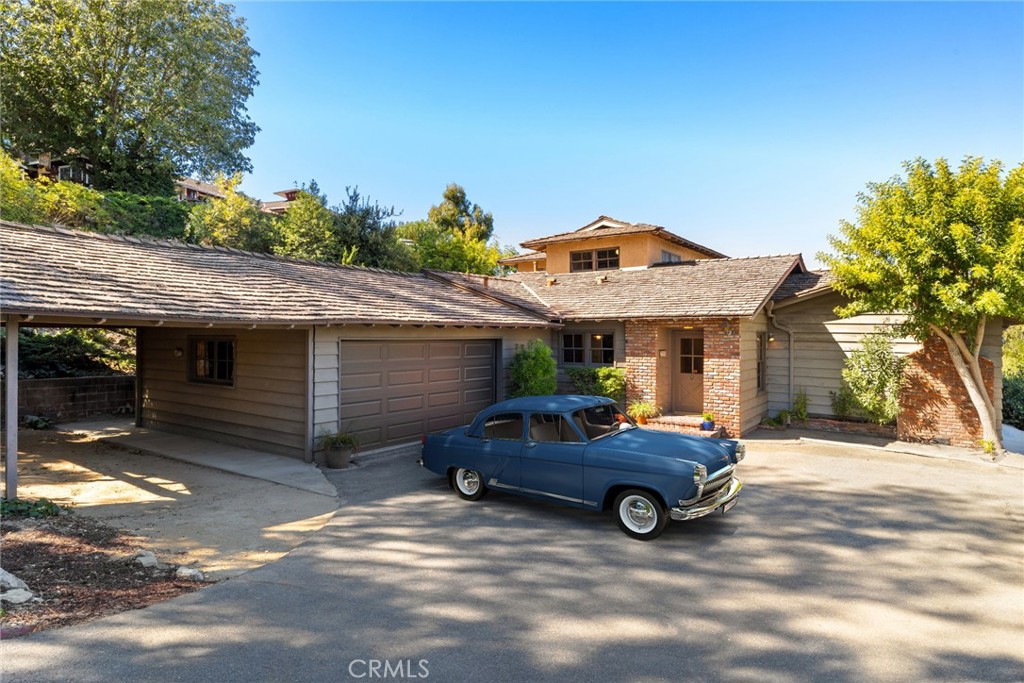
[636,415,648,425]
[325,446,354,469]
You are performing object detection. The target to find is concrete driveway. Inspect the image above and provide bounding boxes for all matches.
[4,439,1022,683]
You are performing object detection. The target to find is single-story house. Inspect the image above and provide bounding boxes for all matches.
[0,216,1009,496]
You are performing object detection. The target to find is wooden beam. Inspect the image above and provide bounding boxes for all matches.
[5,319,19,498]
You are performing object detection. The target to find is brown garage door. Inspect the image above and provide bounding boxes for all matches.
[338,340,497,449]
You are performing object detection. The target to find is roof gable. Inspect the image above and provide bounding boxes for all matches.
[520,216,727,259]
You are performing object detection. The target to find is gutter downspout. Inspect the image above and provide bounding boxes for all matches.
[765,301,795,410]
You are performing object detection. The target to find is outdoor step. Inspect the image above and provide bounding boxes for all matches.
[648,414,705,428]
[643,421,723,438]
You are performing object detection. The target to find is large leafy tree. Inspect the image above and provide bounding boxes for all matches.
[274,182,340,262]
[428,183,494,241]
[822,157,1024,451]
[185,173,277,252]
[398,220,512,274]
[331,187,416,271]
[0,0,259,193]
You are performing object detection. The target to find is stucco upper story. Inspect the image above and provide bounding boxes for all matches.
[500,215,728,274]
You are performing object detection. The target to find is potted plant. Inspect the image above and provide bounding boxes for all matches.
[701,412,715,431]
[627,400,660,425]
[317,430,358,469]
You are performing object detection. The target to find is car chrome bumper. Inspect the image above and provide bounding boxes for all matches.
[670,478,742,521]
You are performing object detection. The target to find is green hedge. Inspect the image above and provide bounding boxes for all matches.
[1005,375,1024,430]
[565,367,625,403]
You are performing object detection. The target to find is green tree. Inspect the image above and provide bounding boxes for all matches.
[822,157,1024,451]
[186,173,277,252]
[331,187,416,271]
[0,0,259,191]
[398,220,511,274]
[428,183,494,241]
[274,182,340,262]
[0,151,42,223]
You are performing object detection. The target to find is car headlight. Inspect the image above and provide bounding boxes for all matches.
[693,464,707,486]
[734,442,746,463]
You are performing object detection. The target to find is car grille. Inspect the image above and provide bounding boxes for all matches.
[698,474,732,503]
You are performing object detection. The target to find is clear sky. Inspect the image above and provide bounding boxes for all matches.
[234,1,1023,267]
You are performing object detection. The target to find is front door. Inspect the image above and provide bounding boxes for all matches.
[671,330,704,413]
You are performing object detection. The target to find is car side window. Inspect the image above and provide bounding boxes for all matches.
[576,405,632,440]
[482,413,525,440]
[529,413,582,443]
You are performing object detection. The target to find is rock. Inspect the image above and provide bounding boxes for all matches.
[0,568,29,592]
[175,566,205,582]
[0,589,34,605]
[135,550,160,568]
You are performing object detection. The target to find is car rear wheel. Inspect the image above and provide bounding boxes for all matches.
[452,468,487,501]
[614,489,668,540]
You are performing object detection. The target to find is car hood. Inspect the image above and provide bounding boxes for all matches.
[592,428,733,472]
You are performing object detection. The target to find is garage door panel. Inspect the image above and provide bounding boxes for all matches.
[341,398,383,419]
[387,395,424,413]
[428,367,460,383]
[387,369,425,387]
[386,343,427,362]
[341,344,384,363]
[428,342,462,360]
[340,371,383,388]
[339,340,496,449]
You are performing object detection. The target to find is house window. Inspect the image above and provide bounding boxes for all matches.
[570,251,594,272]
[562,332,614,366]
[562,334,584,364]
[57,164,90,185]
[595,248,620,270]
[570,247,620,272]
[590,333,614,365]
[661,250,682,263]
[189,336,235,386]
[756,332,767,391]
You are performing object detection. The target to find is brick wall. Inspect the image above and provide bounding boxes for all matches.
[898,335,994,447]
[625,318,745,438]
[624,320,659,403]
[704,319,742,437]
[17,376,135,422]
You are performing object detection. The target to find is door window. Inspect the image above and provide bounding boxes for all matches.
[679,337,704,375]
[529,414,582,443]
[482,413,525,440]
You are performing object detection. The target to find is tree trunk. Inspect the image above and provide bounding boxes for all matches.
[930,324,1003,452]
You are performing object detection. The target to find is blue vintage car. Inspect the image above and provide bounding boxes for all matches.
[419,395,743,540]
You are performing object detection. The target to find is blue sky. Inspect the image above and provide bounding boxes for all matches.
[234,2,1023,266]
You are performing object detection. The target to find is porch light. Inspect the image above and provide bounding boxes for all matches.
[768,334,776,342]
[594,335,602,340]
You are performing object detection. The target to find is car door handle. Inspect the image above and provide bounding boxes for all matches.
[524,441,537,448]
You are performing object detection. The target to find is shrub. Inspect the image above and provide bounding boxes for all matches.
[830,384,870,421]
[508,340,556,398]
[103,191,190,239]
[565,367,626,402]
[792,388,809,421]
[1004,375,1024,430]
[841,334,906,424]
[2,328,135,378]
[1,498,64,518]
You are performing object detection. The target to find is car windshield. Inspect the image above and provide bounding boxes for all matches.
[573,404,636,441]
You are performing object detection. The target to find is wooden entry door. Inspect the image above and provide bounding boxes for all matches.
[671,330,704,413]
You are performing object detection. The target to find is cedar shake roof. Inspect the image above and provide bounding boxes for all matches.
[520,215,728,259]
[0,222,556,328]
[497,250,545,264]
[771,270,834,302]
[431,254,805,320]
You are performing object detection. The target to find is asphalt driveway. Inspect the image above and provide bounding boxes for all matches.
[3,440,1022,683]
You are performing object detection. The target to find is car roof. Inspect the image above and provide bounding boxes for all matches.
[484,395,615,413]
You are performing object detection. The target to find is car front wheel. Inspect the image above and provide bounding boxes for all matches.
[614,489,668,540]
[452,468,487,501]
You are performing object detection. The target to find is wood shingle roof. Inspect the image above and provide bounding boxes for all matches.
[0,222,556,328]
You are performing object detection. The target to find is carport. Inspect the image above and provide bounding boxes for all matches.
[1,220,559,498]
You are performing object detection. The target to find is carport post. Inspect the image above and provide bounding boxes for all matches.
[4,319,18,499]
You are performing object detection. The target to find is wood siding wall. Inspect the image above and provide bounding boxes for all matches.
[139,327,309,459]
[767,292,1004,419]
[313,327,542,448]
[739,316,769,433]
[543,234,709,274]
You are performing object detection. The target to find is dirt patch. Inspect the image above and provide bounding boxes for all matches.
[1,512,201,638]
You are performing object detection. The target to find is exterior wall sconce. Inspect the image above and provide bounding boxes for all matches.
[173,347,184,358]
[768,334,776,343]
[658,349,667,358]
